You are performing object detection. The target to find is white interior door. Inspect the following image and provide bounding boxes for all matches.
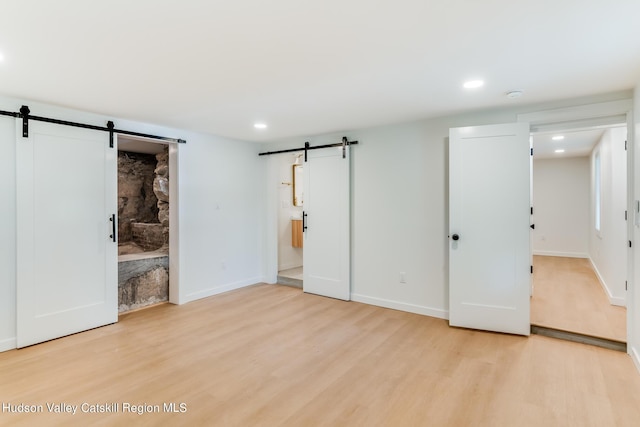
[16,120,117,348]
[303,146,350,300]
[449,122,531,336]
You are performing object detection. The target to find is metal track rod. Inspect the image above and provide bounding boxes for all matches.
[258,139,358,156]
[0,107,186,144]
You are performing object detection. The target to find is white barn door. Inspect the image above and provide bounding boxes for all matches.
[449,122,531,336]
[303,146,350,300]
[16,120,117,348]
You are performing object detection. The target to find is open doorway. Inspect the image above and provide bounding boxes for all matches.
[276,152,304,287]
[117,136,172,312]
[530,125,627,343]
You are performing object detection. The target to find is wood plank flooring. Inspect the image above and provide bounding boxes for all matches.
[1,283,640,426]
[531,255,626,342]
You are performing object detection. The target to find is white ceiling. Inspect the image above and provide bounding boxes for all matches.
[0,1,639,143]
[532,128,608,159]
[118,135,168,155]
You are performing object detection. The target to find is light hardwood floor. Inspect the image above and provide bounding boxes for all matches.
[1,283,639,426]
[531,255,627,342]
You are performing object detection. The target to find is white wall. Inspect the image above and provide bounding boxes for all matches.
[176,130,265,303]
[0,95,265,351]
[275,152,303,271]
[263,91,633,319]
[590,127,628,306]
[532,157,590,257]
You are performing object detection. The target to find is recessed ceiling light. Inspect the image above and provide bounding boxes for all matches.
[506,90,523,99]
[555,149,565,153]
[254,123,267,129]
[463,80,484,89]
[552,135,565,141]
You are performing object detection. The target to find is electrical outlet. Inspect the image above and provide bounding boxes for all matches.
[221,261,227,270]
[400,272,406,283]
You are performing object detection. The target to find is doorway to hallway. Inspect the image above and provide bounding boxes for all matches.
[530,125,627,344]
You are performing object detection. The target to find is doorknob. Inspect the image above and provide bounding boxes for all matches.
[452,234,460,241]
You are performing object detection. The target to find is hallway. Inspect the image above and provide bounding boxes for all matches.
[531,255,626,342]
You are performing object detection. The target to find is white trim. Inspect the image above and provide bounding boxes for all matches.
[168,143,181,304]
[627,107,635,362]
[518,99,633,131]
[631,345,640,374]
[533,251,589,258]
[183,278,261,303]
[0,337,16,353]
[351,293,448,320]
[590,258,626,307]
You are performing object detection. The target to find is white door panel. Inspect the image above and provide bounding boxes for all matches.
[449,123,530,336]
[17,121,117,348]
[303,147,350,301]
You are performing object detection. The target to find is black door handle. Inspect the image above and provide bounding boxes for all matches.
[303,211,308,231]
[530,224,535,229]
[109,214,116,242]
[452,234,459,241]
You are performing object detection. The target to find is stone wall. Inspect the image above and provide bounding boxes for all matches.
[154,150,169,247]
[131,223,166,252]
[118,148,169,253]
[118,255,169,312]
[117,147,170,312]
[118,151,159,243]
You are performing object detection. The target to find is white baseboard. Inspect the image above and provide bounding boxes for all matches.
[533,250,588,258]
[631,346,640,375]
[351,293,448,320]
[184,276,262,303]
[260,275,277,285]
[589,259,626,307]
[0,337,16,353]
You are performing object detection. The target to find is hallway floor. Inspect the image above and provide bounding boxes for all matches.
[531,255,626,342]
[278,266,303,281]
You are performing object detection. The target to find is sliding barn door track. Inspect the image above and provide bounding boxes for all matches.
[1,105,186,146]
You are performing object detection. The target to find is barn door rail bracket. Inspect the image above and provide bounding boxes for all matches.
[258,136,359,157]
[107,121,115,148]
[20,105,30,137]
[0,105,187,144]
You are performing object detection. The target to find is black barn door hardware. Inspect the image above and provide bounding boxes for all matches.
[107,121,115,148]
[1,105,186,144]
[258,137,359,157]
[303,211,308,231]
[20,105,30,137]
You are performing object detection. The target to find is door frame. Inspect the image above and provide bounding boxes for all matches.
[263,143,352,297]
[114,134,182,304]
[517,98,634,348]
